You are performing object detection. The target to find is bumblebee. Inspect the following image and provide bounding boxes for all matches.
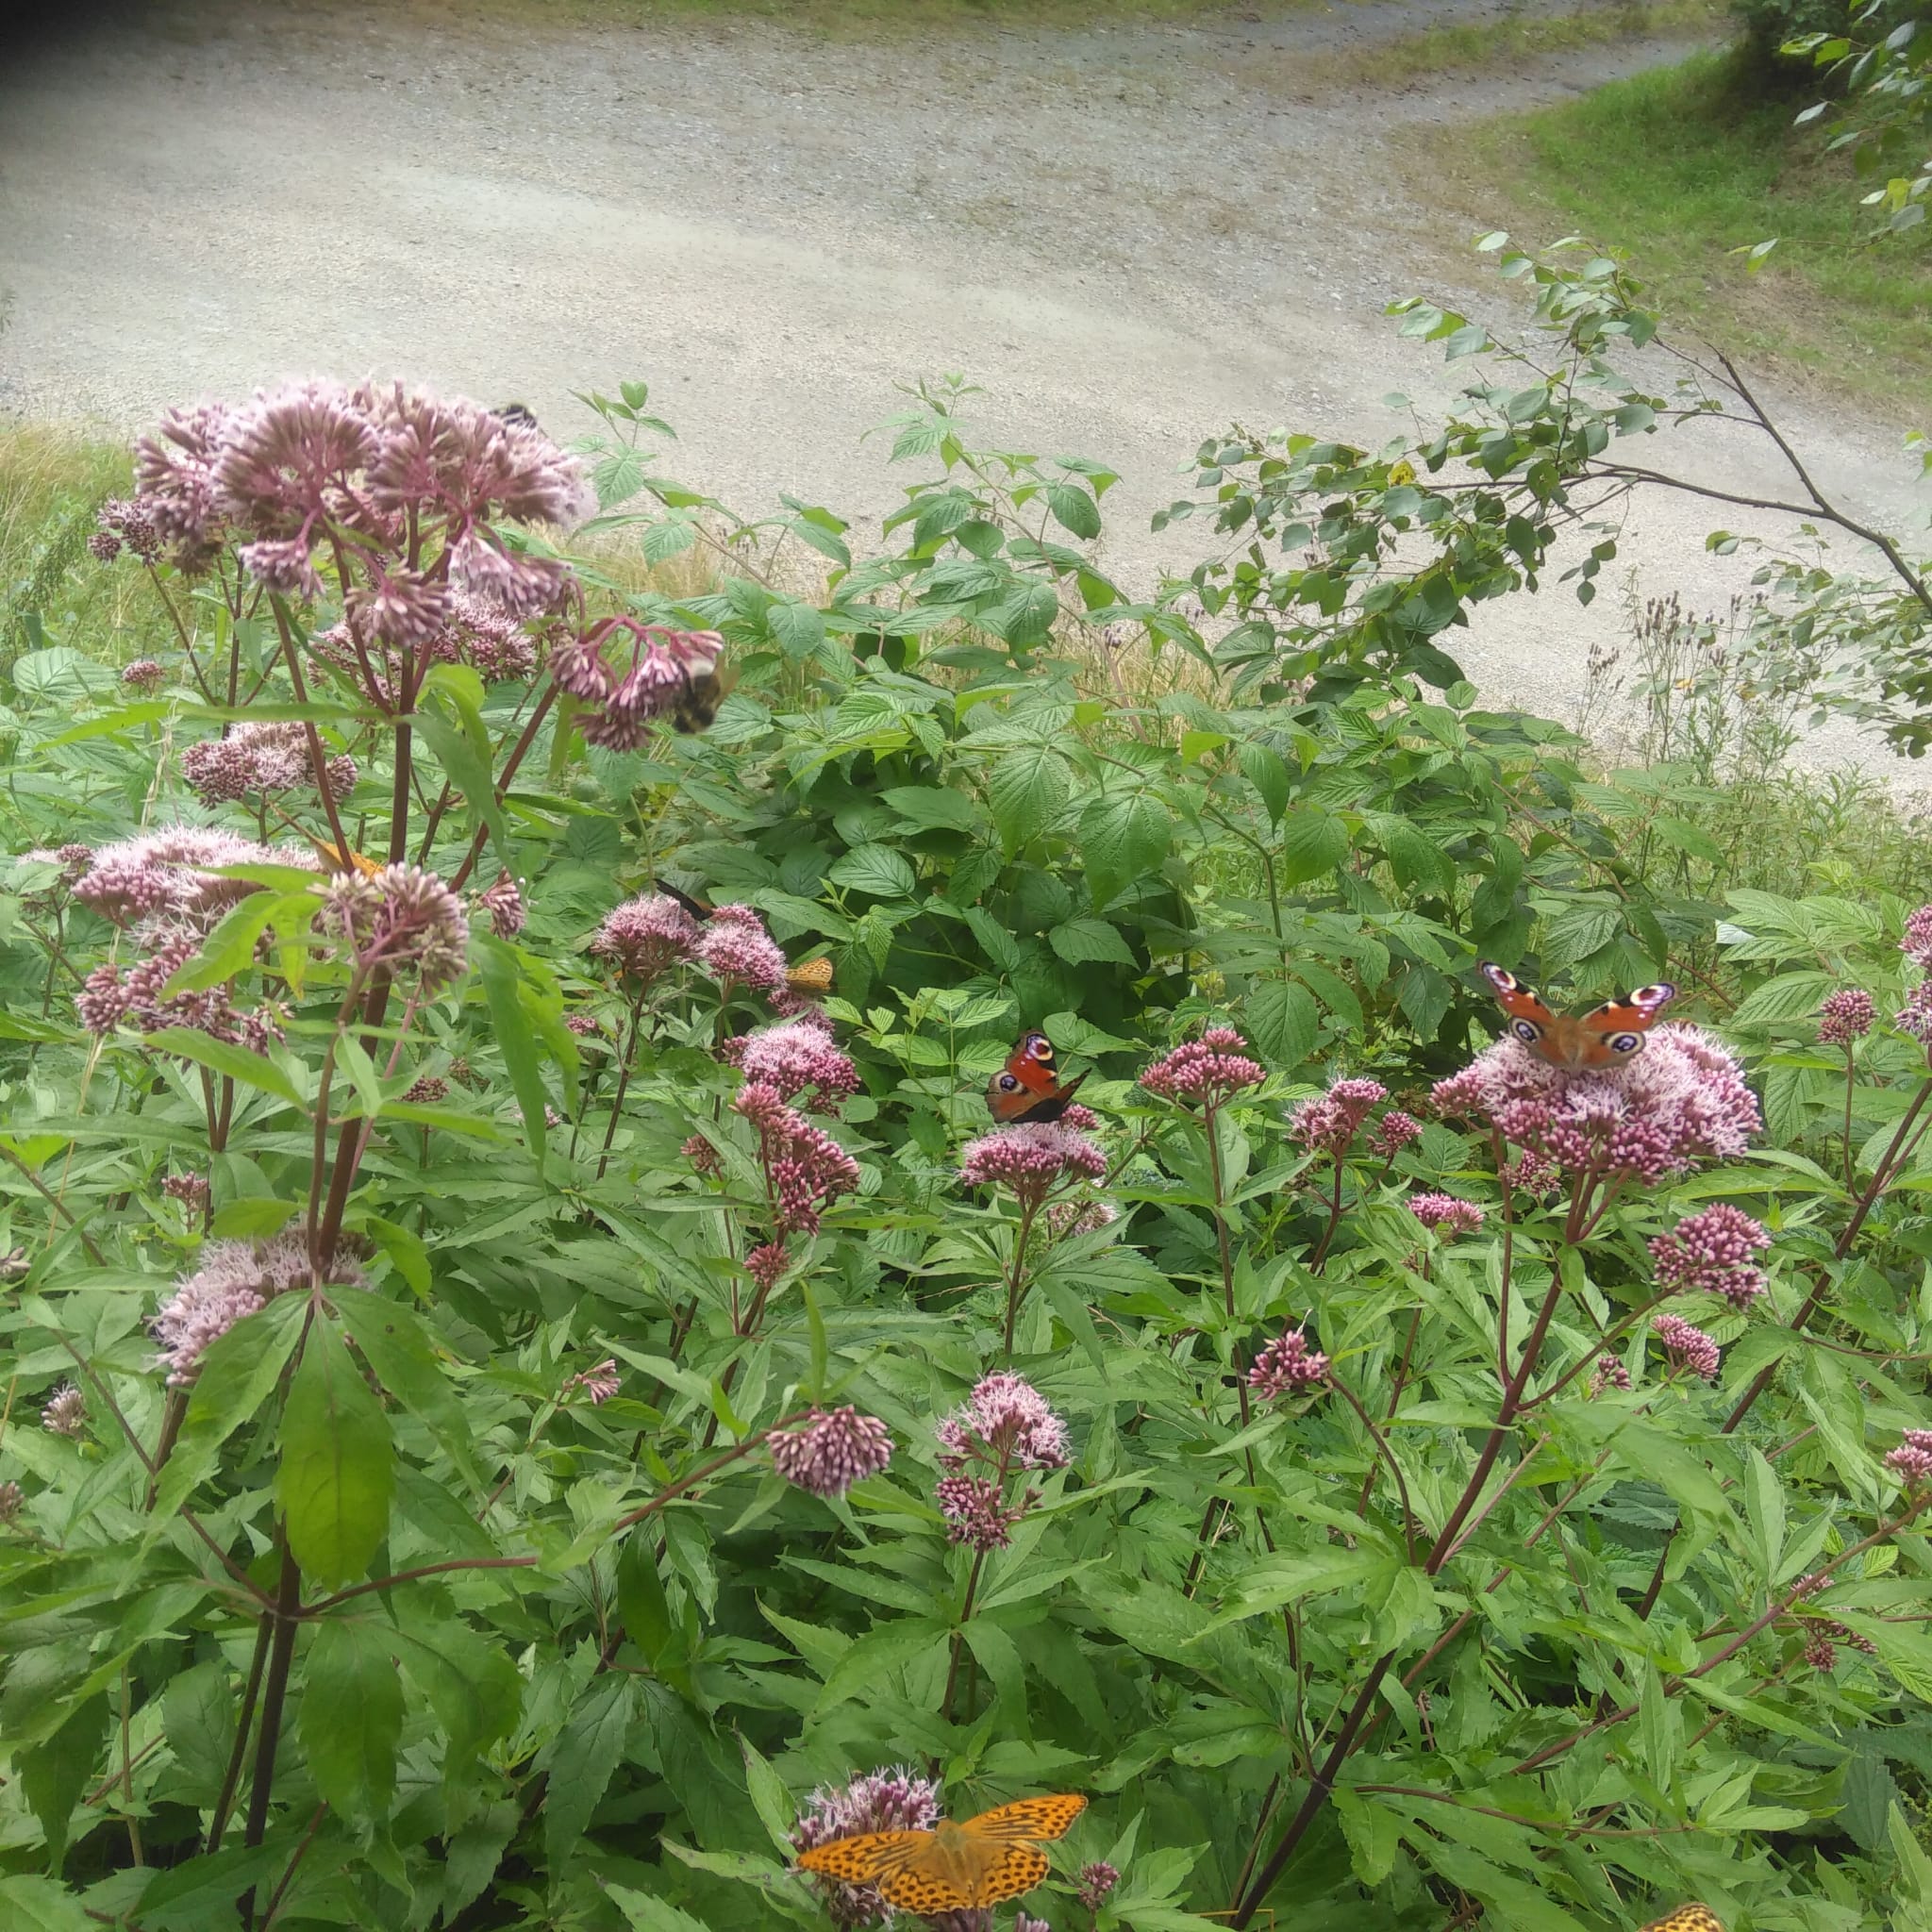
[670,661,736,735]
[494,402,540,431]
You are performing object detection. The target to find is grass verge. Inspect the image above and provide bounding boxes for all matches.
[1409,47,1932,415]
[1291,0,1722,91]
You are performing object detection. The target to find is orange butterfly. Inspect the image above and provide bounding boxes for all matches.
[787,955,834,996]
[794,1793,1086,1914]
[1479,960,1676,1072]
[1641,1910,1724,1932]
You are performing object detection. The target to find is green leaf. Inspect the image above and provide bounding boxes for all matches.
[1049,918,1137,968]
[741,1735,795,1857]
[415,673,509,874]
[1332,1789,1400,1887]
[827,843,917,899]
[276,1322,394,1591]
[606,1886,717,1932]
[20,1693,108,1870]
[1045,483,1101,540]
[153,1292,308,1521]
[144,1030,306,1111]
[542,1674,634,1864]
[1247,980,1318,1068]
[1730,971,1840,1027]
[618,1537,676,1669]
[814,1619,950,1710]
[330,1289,482,1491]
[1237,741,1291,823]
[475,932,550,1166]
[1080,791,1172,908]
[302,1619,403,1821]
[1276,808,1350,887]
[161,890,290,996]
[0,1875,95,1932]
[208,1196,299,1240]
[1840,1736,1900,1852]
[987,744,1068,856]
[769,600,826,660]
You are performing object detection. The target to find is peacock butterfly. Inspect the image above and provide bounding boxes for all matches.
[986,1032,1087,1124]
[1479,960,1678,1071]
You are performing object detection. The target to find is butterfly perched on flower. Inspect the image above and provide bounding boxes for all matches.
[794,1793,1086,1913]
[1641,1907,1724,1932]
[987,1033,1086,1124]
[1479,960,1677,1071]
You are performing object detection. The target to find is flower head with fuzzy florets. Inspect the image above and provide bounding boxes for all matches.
[152,1235,364,1384]
[1432,1024,1759,1184]
[590,891,700,986]
[1650,1204,1771,1310]
[316,864,469,994]
[1653,1313,1721,1383]
[791,1767,941,1929]
[1290,1077,1389,1157]
[182,721,357,808]
[550,619,723,748]
[1409,1192,1485,1236]
[695,903,789,995]
[935,1373,1069,1551]
[1886,1428,1932,1488]
[75,824,305,930]
[723,1020,860,1111]
[1248,1326,1330,1400]
[770,1407,894,1498]
[1819,989,1875,1045]
[733,1081,859,1237]
[958,1122,1108,1209]
[1141,1026,1264,1108]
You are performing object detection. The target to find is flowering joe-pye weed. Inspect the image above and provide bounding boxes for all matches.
[6,366,1932,1932]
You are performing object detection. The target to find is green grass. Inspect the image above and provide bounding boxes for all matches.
[1291,0,1722,91]
[1422,49,1932,414]
[0,425,158,675]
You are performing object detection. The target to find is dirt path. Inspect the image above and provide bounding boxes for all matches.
[0,0,1920,765]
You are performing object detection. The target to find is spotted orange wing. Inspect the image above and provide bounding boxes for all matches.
[875,1843,1049,1913]
[1641,1909,1725,1932]
[959,1793,1089,1842]
[794,1829,935,1885]
[787,956,834,994]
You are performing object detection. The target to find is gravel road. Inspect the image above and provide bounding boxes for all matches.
[1,0,1922,764]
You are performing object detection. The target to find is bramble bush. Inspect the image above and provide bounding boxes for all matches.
[3,266,1932,1932]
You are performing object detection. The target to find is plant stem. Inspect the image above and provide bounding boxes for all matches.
[207,1612,274,1855]
[240,1543,305,1932]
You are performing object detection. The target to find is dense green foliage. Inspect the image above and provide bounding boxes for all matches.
[4,257,1932,1932]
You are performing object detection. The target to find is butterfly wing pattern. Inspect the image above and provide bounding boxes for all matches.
[1479,961,1677,1071]
[795,1794,1086,1913]
[1640,1907,1725,1932]
[986,1033,1087,1124]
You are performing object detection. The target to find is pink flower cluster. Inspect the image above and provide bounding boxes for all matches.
[75,824,303,929]
[1904,906,1932,968]
[316,863,470,993]
[1432,1024,1759,1184]
[769,1407,894,1498]
[1886,1428,1932,1488]
[428,589,538,681]
[1591,1353,1633,1395]
[1080,1861,1121,1908]
[1369,1109,1423,1158]
[1650,1204,1771,1310]
[1248,1326,1330,1399]
[958,1121,1108,1207]
[1290,1077,1389,1157]
[564,1358,620,1405]
[590,891,701,984]
[723,1019,860,1110]
[791,1767,941,1930]
[1409,1192,1485,1236]
[76,926,281,1051]
[1652,1313,1721,1383]
[734,1081,860,1236]
[1819,989,1875,1045]
[152,1235,361,1383]
[119,381,591,620]
[549,618,723,750]
[42,1383,86,1438]
[695,904,790,994]
[181,722,357,808]
[163,1172,210,1213]
[122,658,166,692]
[476,872,525,940]
[936,1374,1069,1551]
[1140,1026,1264,1107]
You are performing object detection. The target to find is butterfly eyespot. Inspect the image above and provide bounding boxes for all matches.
[1511,1020,1541,1044]
[997,1074,1020,1092]
[1607,1033,1643,1055]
